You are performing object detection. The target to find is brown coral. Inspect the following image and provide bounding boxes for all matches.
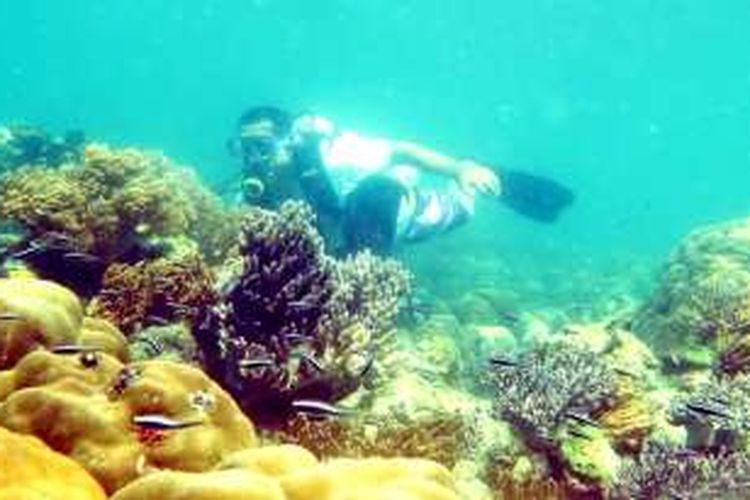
[88,253,217,336]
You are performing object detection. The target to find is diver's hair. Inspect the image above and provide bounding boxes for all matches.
[237,106,293,137]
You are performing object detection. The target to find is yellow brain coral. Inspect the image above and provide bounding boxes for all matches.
[0,277,126,369]
[0,351,256,494]
[0,426,106,500]
[111,445,460,500]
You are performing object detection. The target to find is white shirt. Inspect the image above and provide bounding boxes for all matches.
[292,115,416,204]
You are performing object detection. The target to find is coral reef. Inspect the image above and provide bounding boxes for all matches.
[556,322,661,453]
[111,444,460,500]
[632,219,750,370]
[0,277,127,369]
[613,440,750,499]
[0,426,106,500]
[0,124,84,172]
[194,201,410,427]
[0,351,256,494]
[489,342,624,492]
[485,470,567,500]
[273,410,472,470]
[0,144,242,295]
[670,374,750,452]
[490,343,618,454]
[88,253,217,336]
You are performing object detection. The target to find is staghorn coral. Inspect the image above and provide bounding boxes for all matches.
[489,343,622,492]
[613,440,750,499]
[111,444,460,500]
[194,201,410,428]
[88,253,217,336]
[0,426,106,500]
[490,343,618,454]
[0,351,256,494]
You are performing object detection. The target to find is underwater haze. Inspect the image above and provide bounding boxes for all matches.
[2,0,750,300]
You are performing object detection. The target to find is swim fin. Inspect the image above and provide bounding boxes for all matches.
[497,169,575,223]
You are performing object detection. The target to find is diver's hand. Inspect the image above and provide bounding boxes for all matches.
[457,161,501,197]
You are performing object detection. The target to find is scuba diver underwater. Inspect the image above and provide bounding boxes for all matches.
[227,106,575,256]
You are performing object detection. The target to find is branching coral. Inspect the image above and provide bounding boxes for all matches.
[490,344,618,454]
[613,441,750,499]
[489,343,622,493]
[670,374,750,452]
[88,253,218,336]
[194,201,410,428]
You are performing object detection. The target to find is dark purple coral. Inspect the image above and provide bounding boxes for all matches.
[194,201,409,427]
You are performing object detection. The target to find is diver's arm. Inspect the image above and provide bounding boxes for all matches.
[390,140,502,196]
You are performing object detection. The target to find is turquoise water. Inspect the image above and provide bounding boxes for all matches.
[2,1,749,302]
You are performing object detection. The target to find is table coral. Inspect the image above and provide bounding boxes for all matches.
[0,426,106,500]
[0,351,256,494]
[110,444,460,500]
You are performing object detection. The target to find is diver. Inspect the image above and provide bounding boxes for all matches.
[228,106,574,256]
